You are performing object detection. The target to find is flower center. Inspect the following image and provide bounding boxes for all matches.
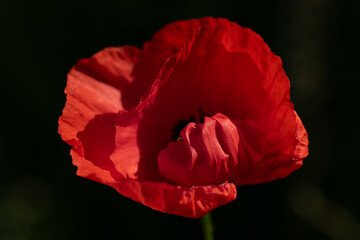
[171,108,206,141]
[158,113,243,187]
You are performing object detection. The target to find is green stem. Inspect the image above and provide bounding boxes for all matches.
[201,213,214,240]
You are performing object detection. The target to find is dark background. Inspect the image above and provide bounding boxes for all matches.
[1,0,359,239]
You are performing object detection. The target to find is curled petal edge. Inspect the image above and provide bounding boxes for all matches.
[293,111,309,160]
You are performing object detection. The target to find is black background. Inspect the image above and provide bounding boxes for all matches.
[1,0,359,239]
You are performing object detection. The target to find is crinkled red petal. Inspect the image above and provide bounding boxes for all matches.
[112,180,237,218]
[58,46,140,185]
[128,17,238,107]
[232,110,308,185]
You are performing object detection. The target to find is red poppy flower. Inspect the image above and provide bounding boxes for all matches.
[58,17,308,218]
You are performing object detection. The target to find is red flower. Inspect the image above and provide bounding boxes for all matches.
[59,17,308,218]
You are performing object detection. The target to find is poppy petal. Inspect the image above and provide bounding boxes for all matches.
[112,179,237,218]
[58,47,140,186]
[127,17,239,107]
[232,110,308,185]
[75,46,140,90]
[59,46,139,145]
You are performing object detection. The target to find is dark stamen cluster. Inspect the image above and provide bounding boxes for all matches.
[171,108,206,141]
